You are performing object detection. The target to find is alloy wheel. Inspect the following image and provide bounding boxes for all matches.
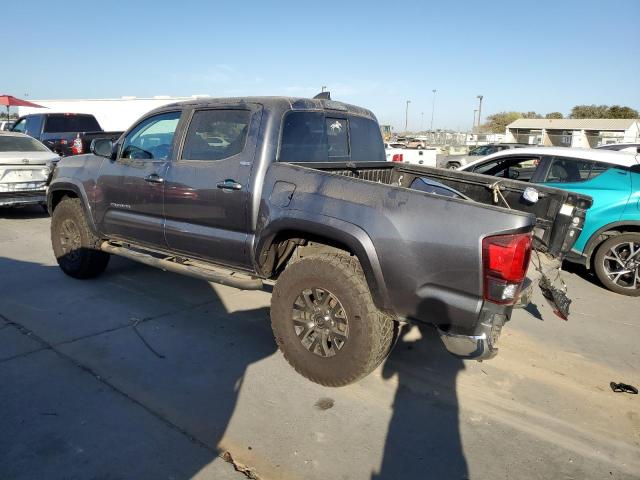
[59,218,82,263]
[602,240,640,290]
[292,287,348,357]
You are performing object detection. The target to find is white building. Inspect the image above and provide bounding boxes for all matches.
[17,96,211,131]
[505,118,640,148]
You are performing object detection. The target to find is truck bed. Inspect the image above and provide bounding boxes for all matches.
[301,162,592,259]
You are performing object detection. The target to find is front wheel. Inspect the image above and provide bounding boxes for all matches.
[594,233,640,296]
[51,197,110,279]
[271,253,396,386]
[447,162,460,170]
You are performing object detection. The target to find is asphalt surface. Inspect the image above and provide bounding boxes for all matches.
[1,206,638,480]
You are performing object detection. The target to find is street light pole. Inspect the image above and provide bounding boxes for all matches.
[476,95,483,131]
[420,112,424,131]
[473,109,478,133]
[430,89,437,131]
[404,100,411,133]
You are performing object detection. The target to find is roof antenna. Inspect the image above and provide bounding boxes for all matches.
[313,91,331,100]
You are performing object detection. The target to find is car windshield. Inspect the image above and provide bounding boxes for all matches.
[469,145,495,156]
[0,135,50,152]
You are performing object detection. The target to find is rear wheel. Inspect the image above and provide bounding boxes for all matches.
[594,233,640,296]
[51,197,110,279]
[271,253,396,386]
[447,162,460,170]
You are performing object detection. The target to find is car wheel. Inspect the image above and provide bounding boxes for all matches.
[447,162,460,170]
[594,233,640,296]
[51,197,110,279]
[271,253,396,386]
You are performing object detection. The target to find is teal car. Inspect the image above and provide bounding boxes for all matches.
[460,147,640,296]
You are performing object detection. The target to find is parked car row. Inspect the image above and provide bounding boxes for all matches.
[458,146,640,296]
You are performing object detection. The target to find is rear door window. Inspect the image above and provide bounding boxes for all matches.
[181,109,251,161]
[544,157,610,183]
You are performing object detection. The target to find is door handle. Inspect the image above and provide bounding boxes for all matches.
[216,179,242,191]
[144,173,164,184]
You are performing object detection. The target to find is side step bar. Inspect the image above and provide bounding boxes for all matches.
[100,242,264,290]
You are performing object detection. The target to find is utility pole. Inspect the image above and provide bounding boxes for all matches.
[405,100,411,133]
[476,95,483,132]
[430,89,437,131]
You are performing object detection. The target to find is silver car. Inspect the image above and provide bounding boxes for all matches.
[0,131,60,209]
[442,143,530,169]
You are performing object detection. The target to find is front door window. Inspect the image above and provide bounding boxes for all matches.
[120,112,181,160]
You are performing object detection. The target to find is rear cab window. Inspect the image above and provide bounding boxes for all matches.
[278,111,385,163]
[43,114,101,133]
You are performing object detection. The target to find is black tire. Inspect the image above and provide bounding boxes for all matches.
[271,253,396,386]
[51,197,110,279]
[593,233,640,296]
[447,162,460,170]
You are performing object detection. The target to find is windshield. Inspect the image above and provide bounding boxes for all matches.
[469,145,496,156]
[0,135,51,152]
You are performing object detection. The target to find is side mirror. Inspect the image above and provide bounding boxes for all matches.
[91,138,114,158]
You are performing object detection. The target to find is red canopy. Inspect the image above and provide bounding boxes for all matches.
[0,95,45,108]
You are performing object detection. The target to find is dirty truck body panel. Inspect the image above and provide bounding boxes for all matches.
[48,96,587,362]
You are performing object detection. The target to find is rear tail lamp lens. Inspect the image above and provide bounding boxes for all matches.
[392,154,403,163]
[482,233,532,304]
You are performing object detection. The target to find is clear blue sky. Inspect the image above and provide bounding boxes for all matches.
[4,0,639,130]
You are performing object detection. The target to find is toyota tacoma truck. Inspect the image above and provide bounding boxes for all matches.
[47,94,592,386]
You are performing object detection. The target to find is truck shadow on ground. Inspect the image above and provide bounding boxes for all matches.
[0,251,469,480]
[373,321,468,479]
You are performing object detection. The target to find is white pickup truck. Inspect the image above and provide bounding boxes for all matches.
[384,143,437,166]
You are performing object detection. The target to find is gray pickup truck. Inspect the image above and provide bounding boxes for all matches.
[47,94,591,386]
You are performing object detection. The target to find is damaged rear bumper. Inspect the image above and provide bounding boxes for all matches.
[437,307,510,360]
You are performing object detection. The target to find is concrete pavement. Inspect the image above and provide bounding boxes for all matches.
[1,206,638,479]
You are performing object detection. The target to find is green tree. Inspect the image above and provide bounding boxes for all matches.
[570,105,610,118]
[606,105,639,118]
[545,112,564,119]
[483,111,523,133]
[522,111,543,119]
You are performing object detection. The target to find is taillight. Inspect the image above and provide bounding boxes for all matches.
[392,154,403,162]
[71,134,83,155]
[482,233,532,304]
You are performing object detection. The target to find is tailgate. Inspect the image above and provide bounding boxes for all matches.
[397,165,593,258]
